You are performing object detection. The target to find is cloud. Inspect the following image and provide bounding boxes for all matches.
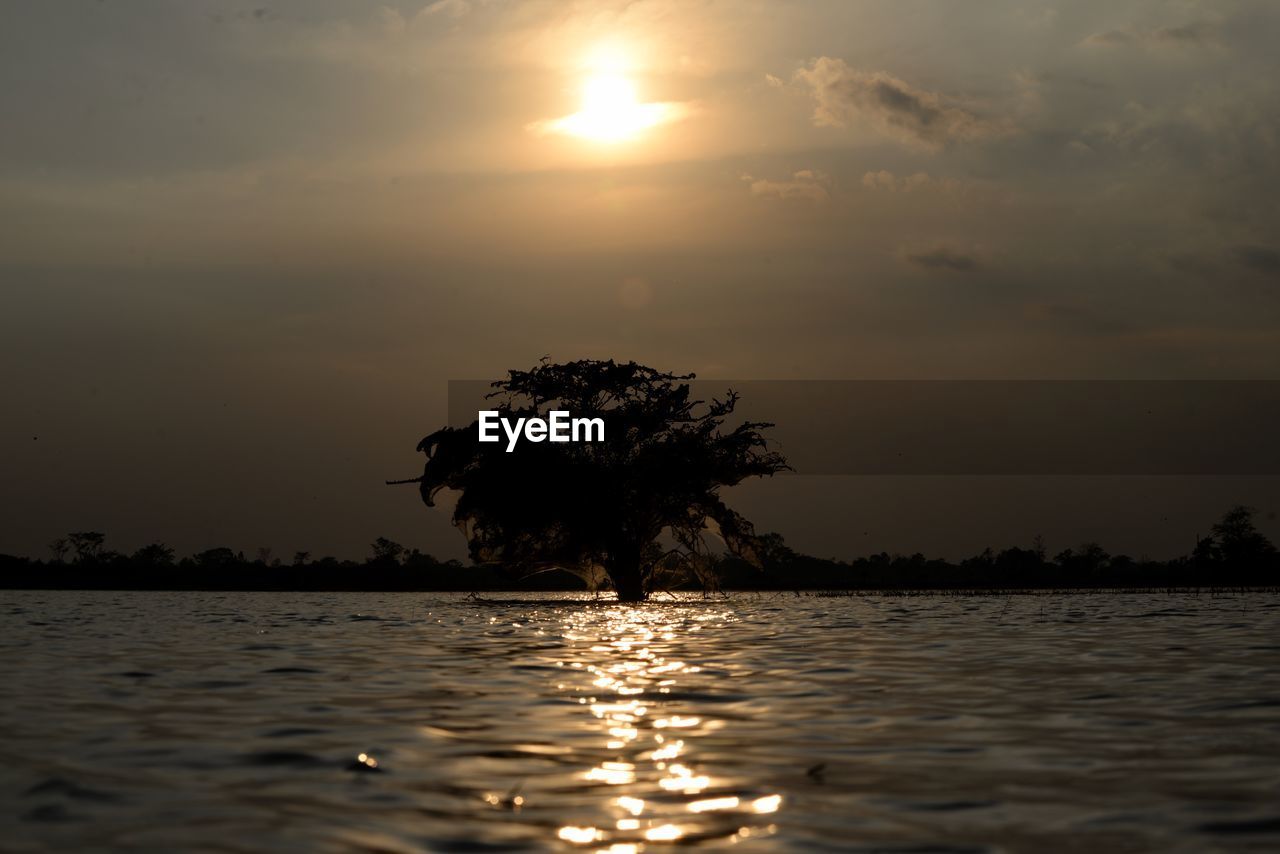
[420,0,471,20]
[1081,30,1133,48]
[742,170,829,202]
[1233,245,1280,276]
[794,57,1013,151]
[904,245,980,273]
[1151,23,1216,47]
[1072,86,1280,175]
[862,170,960,193]
[1081,22,1218,50]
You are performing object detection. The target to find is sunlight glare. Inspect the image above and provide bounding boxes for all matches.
[689,796,740,813]
[558,826,602,844]
[751,794,782,814]
[531,45,687,143]
[555,74,671,142]
[644,824,685,842]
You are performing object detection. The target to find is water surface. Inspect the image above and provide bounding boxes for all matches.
[2,591,1279,851]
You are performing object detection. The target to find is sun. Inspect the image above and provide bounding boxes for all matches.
[530,55,688,144]
[579,76,641,138]
[558,74,658,142]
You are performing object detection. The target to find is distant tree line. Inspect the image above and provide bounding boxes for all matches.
[1,536,534,593]
[2,506,1276,593]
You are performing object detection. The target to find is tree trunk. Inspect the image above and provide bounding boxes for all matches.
[606,552,647,602]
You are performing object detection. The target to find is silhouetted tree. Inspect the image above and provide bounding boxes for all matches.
[1055,542,1111,576]
[994,546,1044,580]
[393,359,787,601]
[371,537,405,564]
[1110,554,1136,572]
[962,547,996,571]
[68,531,105,563]
[756,532,799,569]
[193,547,237,569]
[48,537,69,563]
[1195,505,1277,567]
[1213,505,1277,563]
[292,551,310,566]
[132,542,175,568]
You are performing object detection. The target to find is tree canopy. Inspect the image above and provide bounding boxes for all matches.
[1194,505,1278,566]
[393,359,788,600]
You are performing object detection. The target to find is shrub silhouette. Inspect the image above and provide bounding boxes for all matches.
[392,359,788,601]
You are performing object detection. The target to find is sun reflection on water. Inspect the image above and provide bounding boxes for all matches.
[552,604,782,848]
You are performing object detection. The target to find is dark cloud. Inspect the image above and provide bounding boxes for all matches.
[1234,246,1280,276]
[905,246,979,273]
[1151,22,1216,47]
[795,57,1012,151]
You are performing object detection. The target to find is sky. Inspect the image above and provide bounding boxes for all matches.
[2,0,1279,562]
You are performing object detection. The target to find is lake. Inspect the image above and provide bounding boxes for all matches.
[2,591,1279,852]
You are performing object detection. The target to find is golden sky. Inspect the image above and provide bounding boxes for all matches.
[2,1,1279,559]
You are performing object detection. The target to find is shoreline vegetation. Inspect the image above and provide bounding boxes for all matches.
[4,507,1276,594]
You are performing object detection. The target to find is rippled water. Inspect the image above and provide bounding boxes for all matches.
[2,591,1279,852]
